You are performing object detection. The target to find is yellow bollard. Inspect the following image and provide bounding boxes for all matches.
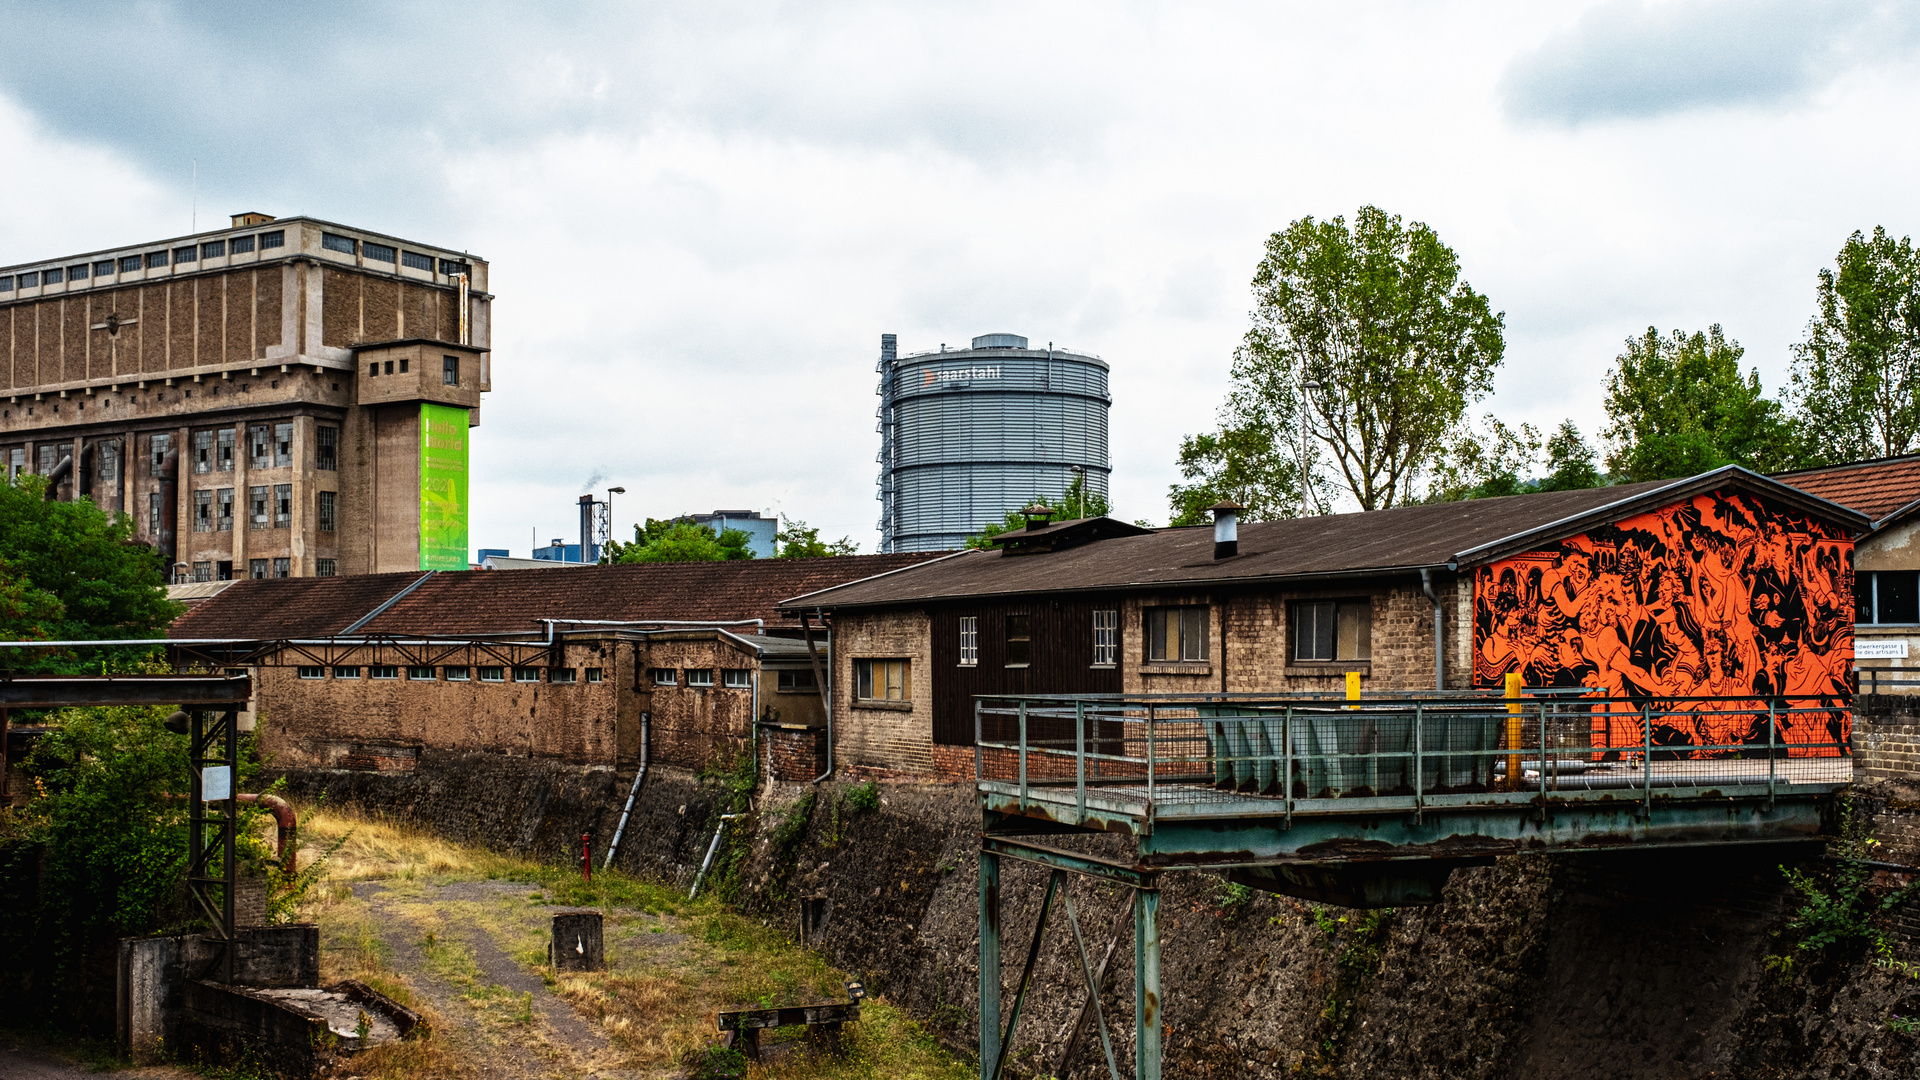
[1505,671,1523,790]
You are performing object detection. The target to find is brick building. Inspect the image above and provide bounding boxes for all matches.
[783,467,1867,780]
[1775,455,1920,688]
[2,213,492,580]
[166,555,938,776]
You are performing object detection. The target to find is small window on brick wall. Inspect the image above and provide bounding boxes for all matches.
[855,659,910,702]
[585,668,603,683]
[722,669,751,689]
[407,666,435,680]
[686,669,714,688]
[513,667,540,682]
[298,666,323,679]
[1291,599,1371,662]
[444,667,471,681]
[650,668,677,686]
[550,668,576,684]
[479,667,505,682]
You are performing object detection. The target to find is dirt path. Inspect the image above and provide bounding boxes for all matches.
[349,879,638,1080]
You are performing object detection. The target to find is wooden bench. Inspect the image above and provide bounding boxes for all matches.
[715,981,864,1059]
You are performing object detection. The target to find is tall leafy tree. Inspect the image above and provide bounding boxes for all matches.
[1538,421,1605,492]
[1172,206,1506,517]
[1603,325,1794,481]
[1788,226,1920,464]
[0,474,179,670]
[606,518,752,563]
[774,519,859,558]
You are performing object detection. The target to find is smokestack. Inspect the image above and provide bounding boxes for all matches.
[1212,501,1242,559]
[579,494,595,564]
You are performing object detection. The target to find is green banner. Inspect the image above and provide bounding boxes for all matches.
[419,403,470,569]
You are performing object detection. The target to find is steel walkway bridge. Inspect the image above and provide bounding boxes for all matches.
[972,684,1852,1080]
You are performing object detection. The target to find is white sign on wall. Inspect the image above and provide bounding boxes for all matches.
[1856,640,1910,660]
[200,765,232,801]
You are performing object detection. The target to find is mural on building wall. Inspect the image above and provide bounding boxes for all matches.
[1473,490,1854,757]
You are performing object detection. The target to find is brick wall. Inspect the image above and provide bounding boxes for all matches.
[646,638,760,770]
[255,639,623,767]
[762,725,825,782]
[1855,694,1920,784]
[832,608,934,776]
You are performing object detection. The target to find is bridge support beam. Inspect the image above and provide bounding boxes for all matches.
[1134,881,1161,1080]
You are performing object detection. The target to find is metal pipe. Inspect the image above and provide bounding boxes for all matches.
[157,445,178,567]
[603,711,649,869]
[43,454,72,501]
[1421,567,1444,691]
[690,812,746,898]
[803,609,834,784]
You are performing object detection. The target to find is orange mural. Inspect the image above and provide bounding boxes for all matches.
[1473,490,1854,758]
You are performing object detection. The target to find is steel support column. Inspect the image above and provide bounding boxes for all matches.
[1134,882,1161,1080]
[978,848,999,1080]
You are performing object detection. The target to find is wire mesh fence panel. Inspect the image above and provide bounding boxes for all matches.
[976,691,1853,816]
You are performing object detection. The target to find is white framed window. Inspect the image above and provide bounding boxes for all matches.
[444,667,471,681]
[479,666,505,682]
[650,668,677,686]
[297,666,323,679]
[686,669,715,688]
[407,666,435,680]
[1093,609,1118,667]
[550,668,577,684]
[370,665,399,680]
[334,666,361,679]
[855,659,910,702]
[722,669,752,689]
[585,668,603,683]
[958,616,978,667]
[513,667,540,682]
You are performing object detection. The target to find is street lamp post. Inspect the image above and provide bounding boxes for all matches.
[604,487,626,563]
[1301,380,1322,516]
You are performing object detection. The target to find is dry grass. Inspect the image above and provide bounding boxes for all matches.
[288,806,972,1080]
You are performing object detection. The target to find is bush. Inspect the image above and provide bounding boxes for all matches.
[846,783,881,813]
[1783,794,1920,958]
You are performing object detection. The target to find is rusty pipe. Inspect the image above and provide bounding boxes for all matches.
[162,791,297,873]
[238,793,298,875]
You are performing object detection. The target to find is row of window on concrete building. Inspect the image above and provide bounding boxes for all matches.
[0,230,285,291]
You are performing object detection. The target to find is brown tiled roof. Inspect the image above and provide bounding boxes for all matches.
[169,572,431,639]
[1774,455,1920,521]
[784,467,1869,610]
[167,554,943,640]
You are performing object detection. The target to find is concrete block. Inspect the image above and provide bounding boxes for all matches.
[118,935,181,1064]
[550,911,605,972]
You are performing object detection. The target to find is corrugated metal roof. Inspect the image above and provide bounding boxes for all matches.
[784,467,1869,610]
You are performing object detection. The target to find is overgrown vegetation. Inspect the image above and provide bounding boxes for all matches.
[1782,795,1920,959]
[845,782,881,813]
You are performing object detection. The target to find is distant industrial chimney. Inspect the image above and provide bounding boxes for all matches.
[579,495,596,564]
[229,212,276,227]
[1212,501,1242,559]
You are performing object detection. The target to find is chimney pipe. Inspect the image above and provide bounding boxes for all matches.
[579,494,595,563]
[1211,501,1242,559]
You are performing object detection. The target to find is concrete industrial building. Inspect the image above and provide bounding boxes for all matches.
[876,332,1111,552]
[0,213,491,580]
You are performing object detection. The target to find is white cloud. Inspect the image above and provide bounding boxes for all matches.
[4,2,1920,549]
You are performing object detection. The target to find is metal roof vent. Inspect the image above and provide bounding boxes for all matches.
[971,333,1029,350]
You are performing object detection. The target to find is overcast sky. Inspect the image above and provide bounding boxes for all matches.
[3,0,1918,553]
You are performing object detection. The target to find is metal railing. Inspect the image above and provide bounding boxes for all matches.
[1857,667,1920,695]
[975,690,1853,822]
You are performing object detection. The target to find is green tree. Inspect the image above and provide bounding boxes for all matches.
[774,519,859,558]
[1168,423,1302,526]
[968,475,1110,548]
[1538,421,1605,492]
[1427,414,1542,502]
[1788,226,1920,464]
[0,473,179,671]
[607,518,752,563]
[1603,325,1795,481]
[1174,206,1507,516]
